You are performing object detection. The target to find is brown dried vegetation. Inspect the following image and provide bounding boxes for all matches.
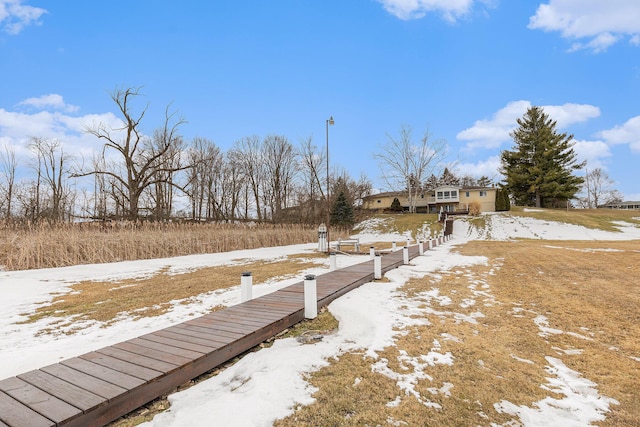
[276,239,640,426]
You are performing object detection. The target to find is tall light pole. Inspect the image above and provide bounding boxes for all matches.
[326,115,334,253]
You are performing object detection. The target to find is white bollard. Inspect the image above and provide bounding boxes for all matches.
[403,246,409,265]
[304,274,317,319]
[329,251,337,271]
[418,240,424,255]
[406,238,411,247]
[374,252,382,279]
[369,246,375,260]
[428,239,433,250]
[392,241,397,251]
[439,236,443,245]
[241,271,253,302]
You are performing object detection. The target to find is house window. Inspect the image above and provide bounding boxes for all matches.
[444,191,450,199]
[451,190,457,198]
[437,191,443,200]
[480,191,487,197]
[465,191,470,197]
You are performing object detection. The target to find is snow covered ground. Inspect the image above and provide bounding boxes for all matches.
[1,213,638,426]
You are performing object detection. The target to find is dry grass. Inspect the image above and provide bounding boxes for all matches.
[510,206,640,232]
[359,213,442,238]
[276,239,640,426]
[0,222,347,271]
[20,253,327,335]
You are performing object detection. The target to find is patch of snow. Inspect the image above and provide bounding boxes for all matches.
[494,357,619,427]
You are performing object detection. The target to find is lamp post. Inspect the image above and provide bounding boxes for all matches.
[326,115,334,253]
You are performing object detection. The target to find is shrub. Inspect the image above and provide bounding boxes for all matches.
[390,197,403,212]
[469,201,481,216]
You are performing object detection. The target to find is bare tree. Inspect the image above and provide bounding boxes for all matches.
[81,87,187,221]
[232,136,264,221]
[262,135,298,222]
[374,125,447,213]
[29,137,73,222]
[581,167,622,208]
[185,137,223,221]
[0,144,17,220]
[298,136,327,223]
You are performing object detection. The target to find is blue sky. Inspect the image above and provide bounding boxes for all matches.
[1,0,639,200]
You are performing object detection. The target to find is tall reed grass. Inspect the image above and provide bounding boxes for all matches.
[0,222,345,271]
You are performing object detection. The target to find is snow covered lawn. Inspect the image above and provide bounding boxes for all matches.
[1,213,638,426]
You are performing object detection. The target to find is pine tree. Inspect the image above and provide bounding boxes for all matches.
[500,106,584,208]
[495,188,511,211]
[390,197,403,212]
[330,190,355,226]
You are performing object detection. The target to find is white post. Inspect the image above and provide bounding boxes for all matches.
[369,246,375,260]
[374,252,382,279]
[329,251,337,271]
[418,240,424,255]
[403,246,409,265]
[318,234,326,252]
[428,239,433,250]
[406,237,411,247]
[241,272,253,302]
[392,241,397,251]
[304,274,317,319]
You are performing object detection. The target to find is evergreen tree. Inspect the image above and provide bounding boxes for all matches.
[439,167,460,186]
[500,106,584,208]
[330,190,355,226]
[390,197,403,212]
[495,188,511,211]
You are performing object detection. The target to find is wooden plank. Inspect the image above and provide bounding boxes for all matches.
[165,325,239,343]
[17,369,105,412]
[151,329,229,348]
[96,346,179,374]
[40,364,127,400]
[0,390,54,427]
[80,352,163,382]
[141,332,219,354]
[185,319,258,335]
[129,337,205,360]
[0,376,80,425]
[214,305,288,320]
[112,342,195,366]
[60,358,145,390]
[203,312,281,328]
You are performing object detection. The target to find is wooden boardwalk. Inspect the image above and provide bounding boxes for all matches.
[0,242,436,426]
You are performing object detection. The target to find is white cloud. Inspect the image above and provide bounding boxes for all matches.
[377,0,476,22]
[572,139,611,170]
[0,102,122,160]
[17,94,80,113]
[454,155,502,181]
[598,115,640,153]
[529,0,640,52]
[457,101,600,150]
[0,0,46,34]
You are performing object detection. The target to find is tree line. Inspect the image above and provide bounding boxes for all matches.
[0,87,371,225]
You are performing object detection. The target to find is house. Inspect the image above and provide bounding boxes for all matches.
[362,186,497,213]
[598,201,640,210]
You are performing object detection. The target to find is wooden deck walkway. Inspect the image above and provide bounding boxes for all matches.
[0,241,438,426]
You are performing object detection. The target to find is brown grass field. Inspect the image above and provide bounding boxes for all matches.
[274,238,639,426]
[0,222,351,271]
